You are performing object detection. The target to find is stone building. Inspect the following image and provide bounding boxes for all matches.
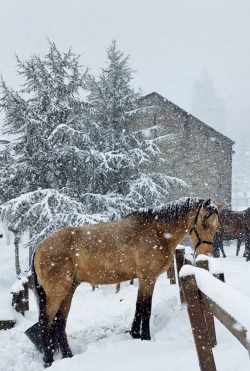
[132,92,234,204]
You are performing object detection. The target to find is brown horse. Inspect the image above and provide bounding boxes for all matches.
[213,207,250,259]
[26,197,219,367]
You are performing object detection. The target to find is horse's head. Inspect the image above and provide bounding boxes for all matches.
[190,198,219,256]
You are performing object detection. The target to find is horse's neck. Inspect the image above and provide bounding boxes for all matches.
[158,213,190,249]
[172,216,189,245]
[168,211,194,254]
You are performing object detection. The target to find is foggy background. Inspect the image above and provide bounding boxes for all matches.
[0,0,249,205]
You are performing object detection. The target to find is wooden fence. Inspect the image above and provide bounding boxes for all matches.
[171,247,250,371]
[0,274,30,331]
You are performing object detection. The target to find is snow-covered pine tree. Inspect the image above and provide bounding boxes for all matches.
[84,41,186,214]
[0,41,88,202]
[0,42,99,257]
[0,189,107,265]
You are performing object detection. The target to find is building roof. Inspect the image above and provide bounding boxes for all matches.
[139,92,235,146]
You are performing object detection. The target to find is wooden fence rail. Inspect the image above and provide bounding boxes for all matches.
[179,263,250,371]
[201,292,250,354]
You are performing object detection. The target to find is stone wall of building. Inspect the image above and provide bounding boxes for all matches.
[131,92,234,204]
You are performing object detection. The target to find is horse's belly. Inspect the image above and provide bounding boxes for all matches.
[75,258,136,285]
[78,270,136,285]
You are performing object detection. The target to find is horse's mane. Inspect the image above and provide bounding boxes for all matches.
[128,197,204,224]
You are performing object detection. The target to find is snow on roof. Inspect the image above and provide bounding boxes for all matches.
[139,92,235,146]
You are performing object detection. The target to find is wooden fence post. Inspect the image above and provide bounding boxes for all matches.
[181,274,216,371]
[195,259,217,348]
[195,259,209,271]
[175,248,185,303]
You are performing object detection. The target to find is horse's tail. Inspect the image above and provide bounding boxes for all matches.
[31,252,61,354]
[24,252,48,353]
[31,252,47,314]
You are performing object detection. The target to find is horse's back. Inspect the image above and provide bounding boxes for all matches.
[219,209,245,236]
[33,219,142,286]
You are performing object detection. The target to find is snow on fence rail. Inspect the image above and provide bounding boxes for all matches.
[174,247,250,371]
[10,274,30,316]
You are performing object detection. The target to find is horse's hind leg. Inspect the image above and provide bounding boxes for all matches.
[38,262,75,366]
[219,241,226,258]
[220,245,226,258]
[52,283,77,358]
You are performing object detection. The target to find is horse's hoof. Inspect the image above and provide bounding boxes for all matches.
[44,361,52,368]
[62,349,73,358]
[43,355,54,368]
[43,359,53,368]
[141,335,151,341]
[130,331,141,339]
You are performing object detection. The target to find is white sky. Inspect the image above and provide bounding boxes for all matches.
[0,0,250,141]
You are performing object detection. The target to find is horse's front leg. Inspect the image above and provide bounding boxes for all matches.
[38,304,54,367]
[236,238,242,256]
[213,234,221,258]
[218,237,226,258]
[130,291,142,339]
[130,277,156,341]
[220,244,226,258]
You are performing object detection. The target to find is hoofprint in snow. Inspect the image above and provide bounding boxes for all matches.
[0,232,250,371]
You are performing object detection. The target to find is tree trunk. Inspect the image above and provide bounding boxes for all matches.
[14,234,21,276]
[29,242,33,267]
[2,223,11,245]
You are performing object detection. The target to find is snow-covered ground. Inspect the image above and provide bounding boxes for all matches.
[0,230,250,371]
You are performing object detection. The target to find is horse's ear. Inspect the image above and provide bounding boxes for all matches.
[203,198,211,209]
[217,201,226,210]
